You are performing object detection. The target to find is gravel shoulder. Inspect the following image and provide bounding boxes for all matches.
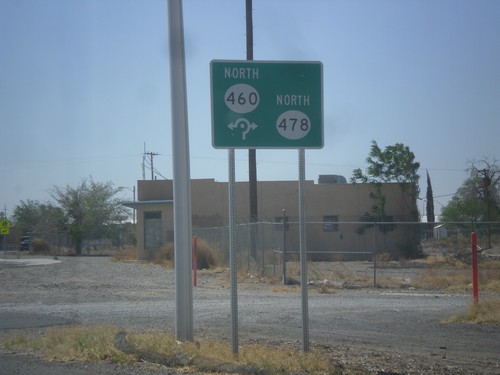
[0,255,499,374]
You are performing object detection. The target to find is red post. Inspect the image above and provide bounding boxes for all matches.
[471,232,479,304]
[192,236,198,287]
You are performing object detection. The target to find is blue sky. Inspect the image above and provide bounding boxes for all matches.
[1,0,499,217]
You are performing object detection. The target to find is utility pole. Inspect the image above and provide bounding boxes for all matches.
[142,143,146,180]
[246,0,258,264]
[144,151,159,180]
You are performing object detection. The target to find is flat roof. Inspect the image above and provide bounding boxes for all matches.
[122,200,173,209]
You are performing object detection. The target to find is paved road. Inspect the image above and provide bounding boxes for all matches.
[0,256,499,374]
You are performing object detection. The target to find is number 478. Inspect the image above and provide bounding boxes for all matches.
[278,117,309,131]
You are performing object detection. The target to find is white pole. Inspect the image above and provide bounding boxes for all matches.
[168,0,193,342]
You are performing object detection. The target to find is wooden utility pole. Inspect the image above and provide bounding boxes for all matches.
[144,151,159,180]
[246,0,258,263]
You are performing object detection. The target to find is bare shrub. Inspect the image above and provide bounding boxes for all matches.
[195,239,217,269]
[376,252,392,262]
[31,238,51,254]
[150,239,217,270]
[153,243,174,267]
[112,248,138,262]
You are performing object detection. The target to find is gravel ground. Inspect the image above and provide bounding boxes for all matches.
[0,255,499,374]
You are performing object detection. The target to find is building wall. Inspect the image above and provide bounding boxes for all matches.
[134,179,417,259]
[138,180,173,201]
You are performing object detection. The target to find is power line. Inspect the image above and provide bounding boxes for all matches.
[142,150,159,180]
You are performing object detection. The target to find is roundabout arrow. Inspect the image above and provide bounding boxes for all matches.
[227,118,258,140]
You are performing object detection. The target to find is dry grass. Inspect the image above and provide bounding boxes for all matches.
[414,269,471,291]
[272,284,301,293]
[113,239,219,270]
[152,243,175,267]
[479,262,500,292]
[127,331,339,374]
[415,255,468,268]
[112,247,138,262]
[1,325,340,374]
[2,325,134,363]
[444,299,500,324]
[414,259,500,292]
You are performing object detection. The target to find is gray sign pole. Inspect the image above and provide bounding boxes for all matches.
[298,149,310,352]
[228,149,239,353]
[168,0,193,342]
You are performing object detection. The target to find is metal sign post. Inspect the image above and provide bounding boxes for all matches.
[298,149,309,352]
[210,59,323,353]
[168,0,193,342]
[228,149,238,353]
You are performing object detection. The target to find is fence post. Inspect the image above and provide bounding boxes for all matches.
[192,236,198,287]
[282,209,287,284]
[471,231,479,304]
[373,222,377,287]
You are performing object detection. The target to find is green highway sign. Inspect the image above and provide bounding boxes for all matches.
[210,60,323,149]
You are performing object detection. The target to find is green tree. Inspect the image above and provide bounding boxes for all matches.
[352,141,420,188]
[351,140,422,258]
[426,170,435,224]
[441,159,500,246]
[351,140,420,215]
[50,177,127,255]
[12,200,65,237]
[440,179,483,223]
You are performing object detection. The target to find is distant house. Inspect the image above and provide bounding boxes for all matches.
[124,178,418,260]
[433,224,448,239]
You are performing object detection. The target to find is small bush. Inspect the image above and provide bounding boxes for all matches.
[151,239,217,269]
[153,243,174,267]
[31,238,51,254]
[196,239,217,269]
[376,252,392,262]
[112,248,138,262]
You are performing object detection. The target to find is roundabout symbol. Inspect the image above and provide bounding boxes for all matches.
[227,118,258,140]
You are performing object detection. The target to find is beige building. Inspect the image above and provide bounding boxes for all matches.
[124,178,418,260]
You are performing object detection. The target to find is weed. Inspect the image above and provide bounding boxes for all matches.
[444,299,500,324]
[112,247,138,262]
[1,326,340,374]
[414,269,471,291]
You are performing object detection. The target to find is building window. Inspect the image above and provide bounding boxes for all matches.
[275,216,289,231]
[323,215,338,232]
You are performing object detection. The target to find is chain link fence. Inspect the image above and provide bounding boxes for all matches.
[1,223,136,259]
[194,221,500,290]
[3,220,499,293]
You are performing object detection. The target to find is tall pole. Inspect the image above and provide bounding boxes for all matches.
[132,186,136,225]
[228,149,238,353]
[298,149,309,352]
[168,0,193,342]
[471,231,479,304]
[246,0,258,264]
[151,153,155,180]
